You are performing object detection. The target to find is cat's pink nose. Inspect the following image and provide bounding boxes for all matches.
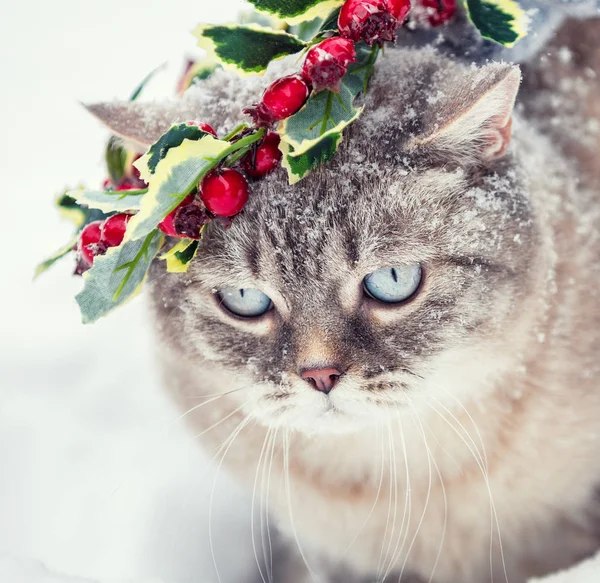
[300,368,343,394]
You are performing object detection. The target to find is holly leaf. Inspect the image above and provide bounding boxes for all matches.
[56,193,110,228]
[316,7,341,35]
[344,42,379,95]
[246,0,344,25]
[193,24,306,76]
[277,41,376,182]
[75,230,164,323]
[129,64,165,101]
[465,0,529,47]
[280,133,341,184]
[160,238,201,273]
[34,236,78,278]
[178,58,219,95]
[278,78,363,157]
[139,123,214,178]
[67,187,146,213]
[127,135,231,241]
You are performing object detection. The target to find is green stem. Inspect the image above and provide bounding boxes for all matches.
[112,231,159,302]
[217,128,265,162]
[223,123,248,142]
[225,143,255,167]
[363,45,379,93]
[320,92,334,134]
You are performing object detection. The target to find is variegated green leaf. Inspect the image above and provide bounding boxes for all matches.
[280,134,342,184]
[68,187,145,213]
[160,238,201,273]
[34,236,78,278]
[141,123,213,177]
[76,230,164,323]
[129,64,165,101]
[128,135,230,241]
[193,24,306,76]
[247,0,344,25]
[56,193,109,228]
[278,41,375,182]
[278,78,363,157]
[344,42,379,96]
[465,0,529,47]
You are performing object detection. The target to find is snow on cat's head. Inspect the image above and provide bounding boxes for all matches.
[145,49,533,434]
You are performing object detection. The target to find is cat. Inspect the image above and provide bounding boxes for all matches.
[89,16,600,583]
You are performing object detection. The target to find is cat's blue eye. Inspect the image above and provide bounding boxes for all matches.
[363,265,422,304]
[218,288,273,318]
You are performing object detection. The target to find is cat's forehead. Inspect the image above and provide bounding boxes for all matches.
[191,158,471,294]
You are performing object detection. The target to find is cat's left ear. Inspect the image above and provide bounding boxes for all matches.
[409,64,521,164]
[83,99,206,152]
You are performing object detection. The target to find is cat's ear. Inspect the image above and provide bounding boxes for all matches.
[410,64,521,164]
[84,100,207,152]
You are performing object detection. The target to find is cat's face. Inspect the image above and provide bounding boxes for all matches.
[153,136,535,435]
[108,50,531,434]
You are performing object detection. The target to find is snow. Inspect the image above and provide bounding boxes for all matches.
[0,1,599,582]
[0,557,163,583]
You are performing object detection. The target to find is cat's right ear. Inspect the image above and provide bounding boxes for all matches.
[84,100,206,152]
[409,64,521,165]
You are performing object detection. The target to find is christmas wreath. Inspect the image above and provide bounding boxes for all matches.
[37,0,529,323]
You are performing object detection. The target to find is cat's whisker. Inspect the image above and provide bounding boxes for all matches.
[393,408,413,583]
[379,413,401,581]
[397,403,434,583]
[434,383,489,472]
[403,366,489,471]
[425,386,507,583]
[208,412,254,583]
[189,400,248,442]
[381,409,411,583]
[424,397,508,583]
[340,421,386,557]
[282,429,318,582]
[408,402,447,583]
[376,416,396,579]
[251,426,272,583]
[176,384,254,423]
[107,385,254,499]
[263,426,278,583]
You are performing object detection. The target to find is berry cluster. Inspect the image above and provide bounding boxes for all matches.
[77,213,131,272]
[74,0,457,275]
[244,0,415,125]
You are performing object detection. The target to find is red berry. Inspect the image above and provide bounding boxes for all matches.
[101,213,131,248]
[244,75,310,127]
[200,168,249,217]
[78,221,105,266]
[241,132,282,177]
[173,203,209,239]
[418,0,456,26]
[387,0,412,20]
[187,121,218,137]
[115,179,139,191]
[338,0,410,45]
[302,37,357,93]
[158,195,195,237]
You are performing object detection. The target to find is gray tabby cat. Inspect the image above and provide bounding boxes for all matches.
[90,16,600,583]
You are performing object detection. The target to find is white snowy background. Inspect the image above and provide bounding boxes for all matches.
[0,1,598,582]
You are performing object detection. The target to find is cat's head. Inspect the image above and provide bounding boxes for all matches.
[93,49,535,434]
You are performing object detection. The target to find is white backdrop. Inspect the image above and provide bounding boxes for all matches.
[0,2,257,582]
[2,1,600,582]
